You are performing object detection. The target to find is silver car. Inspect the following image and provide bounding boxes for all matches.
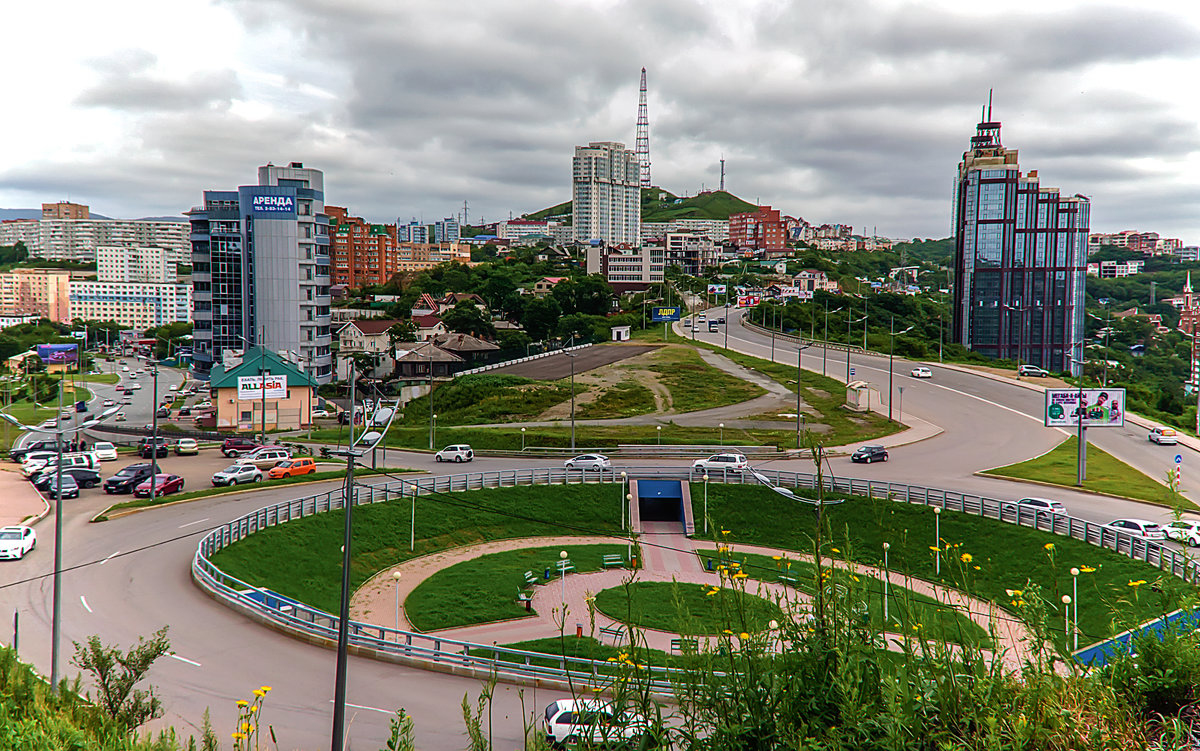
[564,454,612,471]
[212,464,264,486]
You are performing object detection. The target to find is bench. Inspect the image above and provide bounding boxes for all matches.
[778,573,798,586]
[671,638,699,653]
[524,571,538,586]
[516,589,532,611]
[555,560,575,574]
[599,624,626,644]
[602,554,625,569]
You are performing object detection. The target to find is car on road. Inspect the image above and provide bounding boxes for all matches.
[155,406,172,419]
[1018,365,1050,377]
[134,474,184,497]
[692,453,749,472]
[19,452,62,476]
[1149,427,1178,445]
[23,452,99,478]
[120,397,132,405]
[0,525,36,560]
[168,384,178,392]
[138,438,171,459]
[91,442,119,461]
[542,699,654,749]
[235,446,292,469]
[195,400,213,410]
[41,419,58,429]
[564,454,612,471]
[42,473,79,499]
[103,463,156,494]
[850,445,889,464]
[59,410,73,419]
[910,367,933,378]
[33,467,101,491]
[435,444,474,463]
[1105,518,1166,540]
[9,440,59,462]
[212,464,263,486]
[1013,497,1068,516]
[131,383,142,390]
[311,408,331,418]
[221,437,258,458]
[174,438,199,456]
[1162,520,1200,546]
[267,457,317,479]
[114,411,127,420]
[178,406,192,416]
[102,399,115,407]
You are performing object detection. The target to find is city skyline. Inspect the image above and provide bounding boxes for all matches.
[3,1,1200,240]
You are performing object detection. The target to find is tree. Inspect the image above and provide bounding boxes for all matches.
[441,302,496,339]
[520,296,561,341]
[71,626,171,731]
[387,320,418,347]
[552,274,613,316]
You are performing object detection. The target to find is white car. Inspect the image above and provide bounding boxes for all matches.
[910,367,933,378]
[1163,520,1200,546]
[435,444,474,463]
[1014,497,1067,515]
[564,454,612,471]
[692,453,749,472]
[114,412,127,421]
[235,446,292,469]
[542,699,653,749]
[1149,427,1178,445]
[194,401,213,410]
[131,383,142,390]
[40,419,58,429]
[168,384,179,391]
[102,399,115,407]
[91,442,119,461]
[0,525,36,560]
[1105,518,1166,540]
[311,409,331,418]
[212,464,263,486]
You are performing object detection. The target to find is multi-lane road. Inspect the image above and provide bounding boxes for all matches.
[1,324,1196,749]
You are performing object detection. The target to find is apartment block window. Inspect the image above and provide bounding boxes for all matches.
[240,411,252,421]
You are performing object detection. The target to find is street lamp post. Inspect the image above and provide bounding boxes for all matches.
[656,425,661,445]
[392,571,402,635]
[724,303,729,350]
[796,342,811,448]
[1062,595,1072,639]
[882,542,890,624]
[887,316,915,422]
[432,414,437,451]
[933,507,942,576]
[620,471,627,531]
[703,473,709,534]
[846,315,866,384]
[1070,567,1080,650]
[559,550,569,607]
[823,304,842,377]
[520,427,526,451]
[719,423,724,446]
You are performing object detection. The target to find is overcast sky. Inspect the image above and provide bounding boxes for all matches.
[3,0,1200,241]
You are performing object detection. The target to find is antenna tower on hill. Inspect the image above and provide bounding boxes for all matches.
[636,67,651,187]
[720,157,725,191]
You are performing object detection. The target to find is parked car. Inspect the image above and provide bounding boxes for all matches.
[40,419,58,429]
[18,451,61,475]
[1017,365,1050,377]
[910,367,933,378]
[168,384,179,392]
[850,445,889,464]
[221,437,259,458]
[9,440,59,462]
[311,408,331,418]
[155,406,172,419]
[91,442,119,461]
[267,457,317,479]
[23,452,99,478]
[59,410,73,419]
[174,438,199,456]
[542,699,654,749]
[692,453,749,472]
[564,454,612,471]
[1014,497,1068,516]
[134,474,185,497]
[1149,427,1178,445]
[33,467,101,491]
[178,406,192,416]
[235,446,292,469]
[103,463,156,494]
[115,411,127,420]
[194,400,213,410]
[1105,518,1166,540]
[138,438,171,459]
[0,525,36,560]
[102,399,115,407]
[43,474,79,499]
[1163,520,1200,546]
[435,444,474,463]
[211,464,263,486]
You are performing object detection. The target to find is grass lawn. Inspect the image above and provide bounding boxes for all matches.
[646,346,764,413]
[697,484,1195,650]
[208,484,625,614]
[593,581,782,635]
[981,437,1188,509]
[577,381,657,419]
[400,374,572,426]
[406,544,629,631]
[696,549,989,646]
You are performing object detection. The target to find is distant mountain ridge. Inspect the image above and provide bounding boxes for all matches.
[0,209,40,221]
[523,188,757,224]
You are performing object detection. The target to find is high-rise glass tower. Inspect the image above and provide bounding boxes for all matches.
[572,142,641,245]
[951,117,1088,375]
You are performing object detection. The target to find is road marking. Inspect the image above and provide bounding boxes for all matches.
[330,699,394,715]
[168,653,201,667]
[178,518,209,529]
[100,550,120,564]
[80,596,92,613]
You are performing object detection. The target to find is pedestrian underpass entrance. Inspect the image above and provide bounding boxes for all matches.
[628,479,695,535]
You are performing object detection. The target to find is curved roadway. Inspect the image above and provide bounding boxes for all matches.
[1,321,1196,749]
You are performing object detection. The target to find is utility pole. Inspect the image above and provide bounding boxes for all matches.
[331,363,356,751]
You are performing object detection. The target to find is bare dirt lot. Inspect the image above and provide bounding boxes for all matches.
[487,344,660,380]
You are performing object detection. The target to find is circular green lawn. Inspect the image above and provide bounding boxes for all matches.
[593,581,783,634]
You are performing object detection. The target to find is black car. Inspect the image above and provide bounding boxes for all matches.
[155,407,172,419]
[103,463,155,494]
[138,437,171,459]
[33,467,101,491]
[178,406,191,416]
[850,445,889,464]
[9,440,59,462]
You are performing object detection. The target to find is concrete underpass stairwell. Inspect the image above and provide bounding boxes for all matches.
[629,479,701,573]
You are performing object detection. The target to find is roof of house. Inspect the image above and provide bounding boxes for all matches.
[440,292,487,306]
[393,341,464,363]
[431,333,500,352]
[412,293,440,310]
[346,319,401,336]
[412,314,444,328]
[209,346,317,389]
[538,276,567,285]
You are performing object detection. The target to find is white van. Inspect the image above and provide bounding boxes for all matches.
[23,452,99,478]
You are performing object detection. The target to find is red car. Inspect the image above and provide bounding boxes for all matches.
[133,474,185,497]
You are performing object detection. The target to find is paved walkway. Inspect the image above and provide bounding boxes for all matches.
[0,465,50,527]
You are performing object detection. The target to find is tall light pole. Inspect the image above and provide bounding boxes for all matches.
[392,571,402,633]
[719,422,724,446]
[0,397,120,694]
[1003,302,1028,379]
[703,473,710,534]
[559,550,569,607]
[882,542,890,624]
[1070,355,1087,486]
[620,471,627,531]
[933,507,942,576]
[565,350,577,451]
[723,303,730,350]
[796,342,811,447]
[823,304,842,377]
[1070,567,1080,650]
[887,317,915,422]
[846,314,866,384]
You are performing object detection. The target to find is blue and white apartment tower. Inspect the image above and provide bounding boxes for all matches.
[188,162,333,383]
[951,116,1088,376]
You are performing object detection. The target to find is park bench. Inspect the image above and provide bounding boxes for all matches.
[601,554,625,569]
[778,573,798,586]
[671,637,699,653]
[516,589,532,611]
[555,560,575,574]
[599,624,626,644]
[524,570,539,586]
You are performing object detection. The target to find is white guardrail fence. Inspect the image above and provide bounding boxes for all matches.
[452,343,593,379]
[192,467,1200,691]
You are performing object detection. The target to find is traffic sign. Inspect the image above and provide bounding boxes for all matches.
[850,368,856,377]
[1176,455,1183,465]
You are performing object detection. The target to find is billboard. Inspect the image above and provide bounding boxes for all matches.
[249,192,297,217]
[651,307,682,322]
[237,375,288,401]
[707,284,727,294]
[36,343,78,364]
[1044,388,1126,428]
[737,295,761,308]
[776,286,812,300]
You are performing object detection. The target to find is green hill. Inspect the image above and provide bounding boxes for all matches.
[522,188,756,225]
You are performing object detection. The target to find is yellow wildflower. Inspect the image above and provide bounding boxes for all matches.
[253,689,265,698]
[260,686,272,692]
[734,571,748,579]
[960,553,973,563]
[241,722,250,731]
[236,700,249,707]
[1044,543,1055,551]
[1128,579,1146,587]
[831,548,840,554]
[973,565,980,570]
[772,555,782,560]
[1080,566,1097,573]
[232,732,246,741]
[739,632,750,640]
[929,546,940,552]
[721,529,730,536]
[723,629,733,635]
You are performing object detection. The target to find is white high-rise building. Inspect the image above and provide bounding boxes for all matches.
[572,142,641,245]
[0,216,188,263]
[96,246,176,283]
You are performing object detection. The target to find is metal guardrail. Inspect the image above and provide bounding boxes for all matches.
[741,318,885,358]
[452,343,593,379]
[192,467,1200,690]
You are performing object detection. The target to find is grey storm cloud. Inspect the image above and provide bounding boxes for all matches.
[76,49,243,113]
